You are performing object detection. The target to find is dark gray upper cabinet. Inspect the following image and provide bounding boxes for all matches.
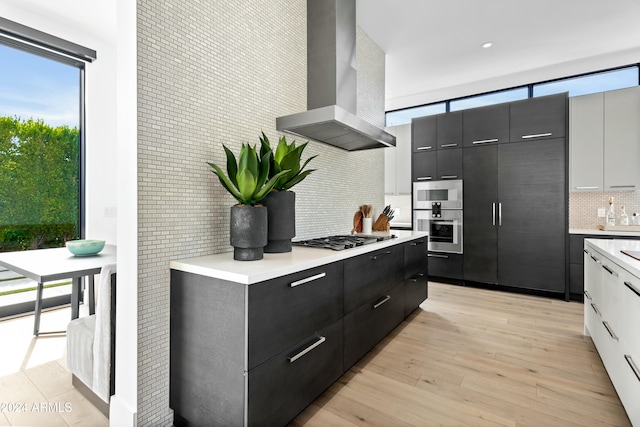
[463,145,498,284]
[510,93,567,142]
[497,138,566,293]
[412,150,437,182]
[436,111,463,149]
[412,115,437,152]
[436,148,462,180]
[462,103,510,147]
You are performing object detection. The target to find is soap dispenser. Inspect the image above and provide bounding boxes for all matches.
[607,197,616,226]
[620,206,629,225]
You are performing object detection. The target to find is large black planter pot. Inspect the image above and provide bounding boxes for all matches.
[230,204,267,261]
[262,190,295,253]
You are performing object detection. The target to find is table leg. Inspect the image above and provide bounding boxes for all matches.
[88,275,95,315]
[71,277,81,320]
[33,282,44,336]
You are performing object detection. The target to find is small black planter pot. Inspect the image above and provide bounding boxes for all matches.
[230,204,268,261]
[262,190,296,253]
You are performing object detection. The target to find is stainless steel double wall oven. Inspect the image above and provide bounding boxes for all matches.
[413,179,463,254]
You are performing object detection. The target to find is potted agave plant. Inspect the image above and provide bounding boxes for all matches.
[259,132,317,253]
[207,143,289,261]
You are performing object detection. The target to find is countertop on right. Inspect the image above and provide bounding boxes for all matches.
[570,228,640,237]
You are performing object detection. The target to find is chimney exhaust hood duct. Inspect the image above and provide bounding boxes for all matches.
[276,0,395,151]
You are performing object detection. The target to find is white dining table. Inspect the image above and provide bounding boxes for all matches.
[0,244,117,335]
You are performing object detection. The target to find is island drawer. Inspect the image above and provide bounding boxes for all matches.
[343,282,404,369]
[248,260,343,370]
[248,318,343,427]
[404,238,428,280]
[344,244,403,314]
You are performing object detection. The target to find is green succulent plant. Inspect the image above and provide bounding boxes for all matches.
[259,132,317,191]
[207,143,290,206]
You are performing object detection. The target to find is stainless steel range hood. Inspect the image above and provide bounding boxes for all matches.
[276,0,395,151]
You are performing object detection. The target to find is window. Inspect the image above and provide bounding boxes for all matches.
[0,40,84,317]
[386,103,446,126]
[449,87,528,111]
[533,66,639,97]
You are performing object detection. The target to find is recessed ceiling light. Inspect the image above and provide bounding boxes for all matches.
[482,42,493,49]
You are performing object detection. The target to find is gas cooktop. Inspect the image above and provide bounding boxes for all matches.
[292,234,396,251]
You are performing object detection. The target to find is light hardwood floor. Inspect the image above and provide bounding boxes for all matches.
[0,304,108,427]
[291,282,631,427]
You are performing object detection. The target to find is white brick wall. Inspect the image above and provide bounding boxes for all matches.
[137,1,386,424]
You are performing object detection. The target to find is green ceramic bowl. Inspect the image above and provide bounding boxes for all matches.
[66,239,106,256]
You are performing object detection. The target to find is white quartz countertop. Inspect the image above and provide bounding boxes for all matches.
[585,238,640,279]
[170,230,428,284]
[570,228,640,237]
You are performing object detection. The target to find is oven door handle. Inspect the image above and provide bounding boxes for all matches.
[498,202,502,226]
[492,202,496,226]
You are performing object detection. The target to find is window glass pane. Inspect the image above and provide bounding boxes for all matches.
[450,87,528,111]
[386,103,446,126]
[534,66,639,97]
[0,43,80,313]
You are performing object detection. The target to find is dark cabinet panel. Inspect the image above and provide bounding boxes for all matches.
[436,148,463,180]
[248,319,344,427]
[569,263,584,295]
[437,111,463,149]
[497,139,566,292]
[404,273,428,317]
[412,115,437,152]
[428,252,463,280]
[463,103,510,147]
[510,93,567,142]
[412,150,437,182]
[343,282,404,369]
[344,245,403,314]
[404,238,428,280]
[248,261,344,370]
[463,145,498,284]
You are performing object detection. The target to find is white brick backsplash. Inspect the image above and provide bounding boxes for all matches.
[137,1,386,424]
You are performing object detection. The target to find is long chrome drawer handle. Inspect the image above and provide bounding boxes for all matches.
[602,321,619,341]
[440,143,458,148]
[416,146,433,150]
[602,264,618,276]
[417,177,432,181]
[575,186,599,190]
[625,355,640,382]
[472,138,498,145]
[370,251,392,260]
[522,132,552,139]
[288,336,326,363]
[624,281,640,298]
[583,249,590,255]
[373,295,391,309]
[290,272,326,288]
[428,253,448,259]
[609,185,636,189]
[591,303,600,316]
[583,290,592,301]
[441,175,458,179]
[590,254,599,263]
[410,240,425,246]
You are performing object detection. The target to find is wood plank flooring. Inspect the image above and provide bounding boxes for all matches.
[290,282,631,427]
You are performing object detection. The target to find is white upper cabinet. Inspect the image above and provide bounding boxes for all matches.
[569,86,640,192]
[384,124,412,195]
[604,86,640,191]
[570,92,604,191]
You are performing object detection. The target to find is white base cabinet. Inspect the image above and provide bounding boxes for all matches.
[584,239,640,426]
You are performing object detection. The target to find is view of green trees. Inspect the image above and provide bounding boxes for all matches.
[0,116,79,251]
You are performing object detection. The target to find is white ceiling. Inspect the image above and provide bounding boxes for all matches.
[357,0,640,110]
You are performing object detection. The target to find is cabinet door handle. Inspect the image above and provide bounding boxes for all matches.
[575,186,599,190]
[290,272,326,288]
[590,254,600,263]
[624,281,640,298]
[591,302,600,316]
[417,177,432,181]
[410,240,425,246]
[625,355,640,382]
[428,253,449,259]
[602,321,619,341]
[373,295,391,309]
[583,290,592,301]
[498,202,502,226]
[410,273,426,282]
[609,185,636,189]
[522,132,552,139]
[472,138,498,145]
[288,335,326,363]
[441,175,458,179]
[440,143,458,148]
[583,249,590,255]
[417,146,433,151]
[370,251,392,260]
[492,202,496,226]
[601,264,618,276]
